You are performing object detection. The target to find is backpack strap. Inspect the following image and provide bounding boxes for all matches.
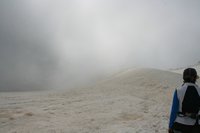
[177,112,197,119]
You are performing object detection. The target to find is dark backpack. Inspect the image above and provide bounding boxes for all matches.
[182,86,200,114]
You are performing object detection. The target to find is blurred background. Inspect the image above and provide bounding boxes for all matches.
[0,0,200,91]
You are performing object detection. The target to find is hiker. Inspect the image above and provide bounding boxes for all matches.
[168,68,200,133]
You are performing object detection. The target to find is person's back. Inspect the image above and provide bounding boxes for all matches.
[181,84,200,115]
[169,68,200,133]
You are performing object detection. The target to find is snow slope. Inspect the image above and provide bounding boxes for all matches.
[0,68,182,133]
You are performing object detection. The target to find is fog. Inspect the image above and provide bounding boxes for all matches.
[0,0,200,91]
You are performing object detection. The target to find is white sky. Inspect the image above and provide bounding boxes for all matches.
[0,0,200,90]
[27,0,200,68]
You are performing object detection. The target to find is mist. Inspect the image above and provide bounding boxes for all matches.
[0,0,200,91]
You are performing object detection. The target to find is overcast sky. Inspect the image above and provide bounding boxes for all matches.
[0,0,200,91]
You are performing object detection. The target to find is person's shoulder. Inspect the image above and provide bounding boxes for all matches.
[176,84,188,95]
[194,84,200,89]
[188,83,199,89]
[176,85,184,91]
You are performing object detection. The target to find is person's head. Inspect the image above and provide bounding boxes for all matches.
[183,68,199,83]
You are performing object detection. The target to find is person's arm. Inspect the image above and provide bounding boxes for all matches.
[169,89,179,130]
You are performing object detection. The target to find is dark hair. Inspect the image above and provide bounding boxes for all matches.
[183,68,197,83]
[183,77,196,83]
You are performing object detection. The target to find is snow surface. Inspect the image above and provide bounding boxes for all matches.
[0,68,183,133]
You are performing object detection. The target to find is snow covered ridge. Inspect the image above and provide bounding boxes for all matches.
[170,63,200,76]
[0,68,182,133]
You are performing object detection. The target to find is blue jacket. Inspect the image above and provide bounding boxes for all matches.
[169,89,179,128]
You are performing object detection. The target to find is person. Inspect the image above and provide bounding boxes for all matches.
[168,68,200,133]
